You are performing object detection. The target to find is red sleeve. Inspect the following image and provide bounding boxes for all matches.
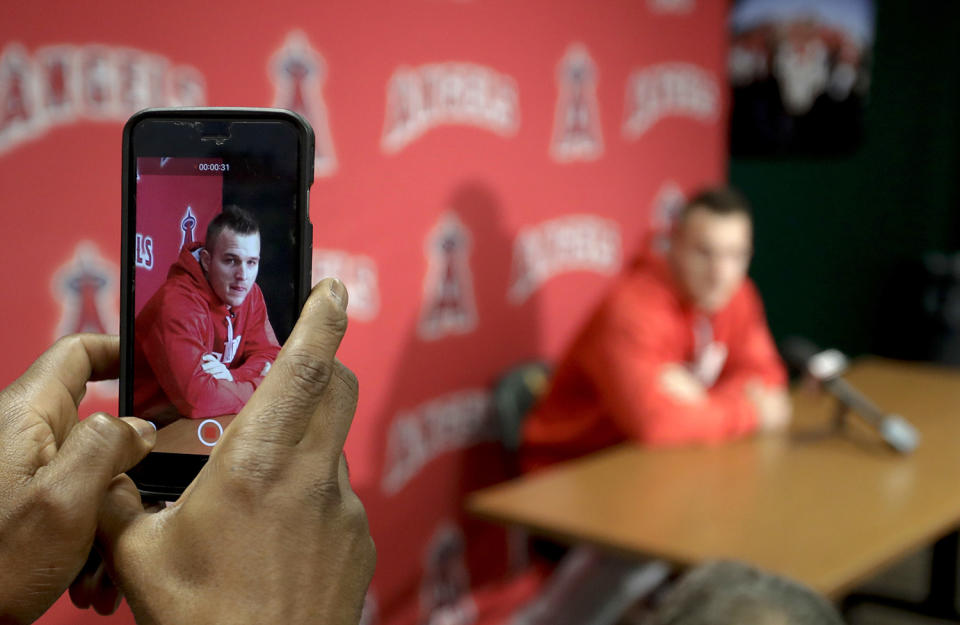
[141,289,257,418]
[579,286,758,446]
[719,281,787,389]
[231,287,281,385]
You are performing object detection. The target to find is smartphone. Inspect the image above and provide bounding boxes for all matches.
[121,108,314,499]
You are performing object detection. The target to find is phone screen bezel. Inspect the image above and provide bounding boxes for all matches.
[120,108,314,499]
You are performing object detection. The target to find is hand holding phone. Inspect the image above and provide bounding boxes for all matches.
[93,280,375,625]
[0,335,156,624]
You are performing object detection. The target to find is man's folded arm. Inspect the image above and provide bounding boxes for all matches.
[721,283,788,389]
[141,303,257,418]
[582,311,758,446]
[230,289,281,385]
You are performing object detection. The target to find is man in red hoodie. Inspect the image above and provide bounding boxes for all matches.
[133,207,281,425]
[522,187,790,471]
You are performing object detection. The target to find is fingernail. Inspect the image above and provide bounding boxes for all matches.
[121,417,157,444]
[329,278,347,310]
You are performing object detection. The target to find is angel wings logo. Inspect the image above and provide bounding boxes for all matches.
[550,44,604,163]
[270,31,337,177]
[418,212,477,341]
[51,241,119,398]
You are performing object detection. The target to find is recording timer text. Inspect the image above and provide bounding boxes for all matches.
[197,163,230,172]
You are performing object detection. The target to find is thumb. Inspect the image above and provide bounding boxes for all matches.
[97,474,150,554]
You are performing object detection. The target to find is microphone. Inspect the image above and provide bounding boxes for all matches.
[782,338,920,454]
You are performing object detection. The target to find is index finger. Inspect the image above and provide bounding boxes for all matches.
[0,334,120,444]
[24,334,120,399]
[226,278,350,450]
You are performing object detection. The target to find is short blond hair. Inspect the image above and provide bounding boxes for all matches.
[649,561,844,625]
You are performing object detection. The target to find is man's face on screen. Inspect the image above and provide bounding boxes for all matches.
[200,228,261,308]
[669,207,752,313]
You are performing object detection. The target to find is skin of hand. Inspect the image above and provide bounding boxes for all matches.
[746,381,792,432]
[201,353,234,382]
[659,363,708,404]
[93,278,376,625]
[0,335,156,624]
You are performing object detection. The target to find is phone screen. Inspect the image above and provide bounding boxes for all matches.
[123,116,309,460]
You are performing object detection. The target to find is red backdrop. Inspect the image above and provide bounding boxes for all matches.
[0,1,727,623]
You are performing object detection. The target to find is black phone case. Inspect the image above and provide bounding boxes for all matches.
[120,107,315,499]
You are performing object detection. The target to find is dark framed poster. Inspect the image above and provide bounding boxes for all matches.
[729,0,875,156]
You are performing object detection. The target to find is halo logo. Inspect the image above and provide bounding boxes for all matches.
[419,523,477,625]
[270,31,337,177]
[550,44,603,163]
[51,242,119,398]
[52,242,117,337]
[180,205,197,250]
[648,181,686,254]
[418,212,477,341]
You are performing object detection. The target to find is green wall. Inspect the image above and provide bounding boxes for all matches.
[731,1,960,358]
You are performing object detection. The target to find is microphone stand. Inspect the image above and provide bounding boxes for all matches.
[793,383,919,454]
[831,399,851,435]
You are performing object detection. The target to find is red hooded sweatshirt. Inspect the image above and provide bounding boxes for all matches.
[133,243,280,421]
[520,255,786,472]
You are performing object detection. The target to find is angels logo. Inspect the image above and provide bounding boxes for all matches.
[647,0,695,14]
[418,212,477,341]
[648,181,686,255]
[180,206,197,250]
[622,63,719,140]
[82,47,115,116]
[37,47,78,122]
[382,63,519,154]
[135,232,154,270]
[0,45,35,155]
[419,523,477,625]
[382,389,494,495]
[550,44,603,163]
[509,215,621,304]
[270,31,337,177]
[313,249,380,322]
[51,242,119,397]
[0,42,205,155]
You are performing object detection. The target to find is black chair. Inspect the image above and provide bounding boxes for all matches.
[488,361,674,625]
[491,361,551,454]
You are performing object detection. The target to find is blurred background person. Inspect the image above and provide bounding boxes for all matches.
[521,188,790,472]
[646,561,845,625]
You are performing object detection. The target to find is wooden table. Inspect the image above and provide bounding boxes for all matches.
[152,414,237,454]
[466,359,960,606]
